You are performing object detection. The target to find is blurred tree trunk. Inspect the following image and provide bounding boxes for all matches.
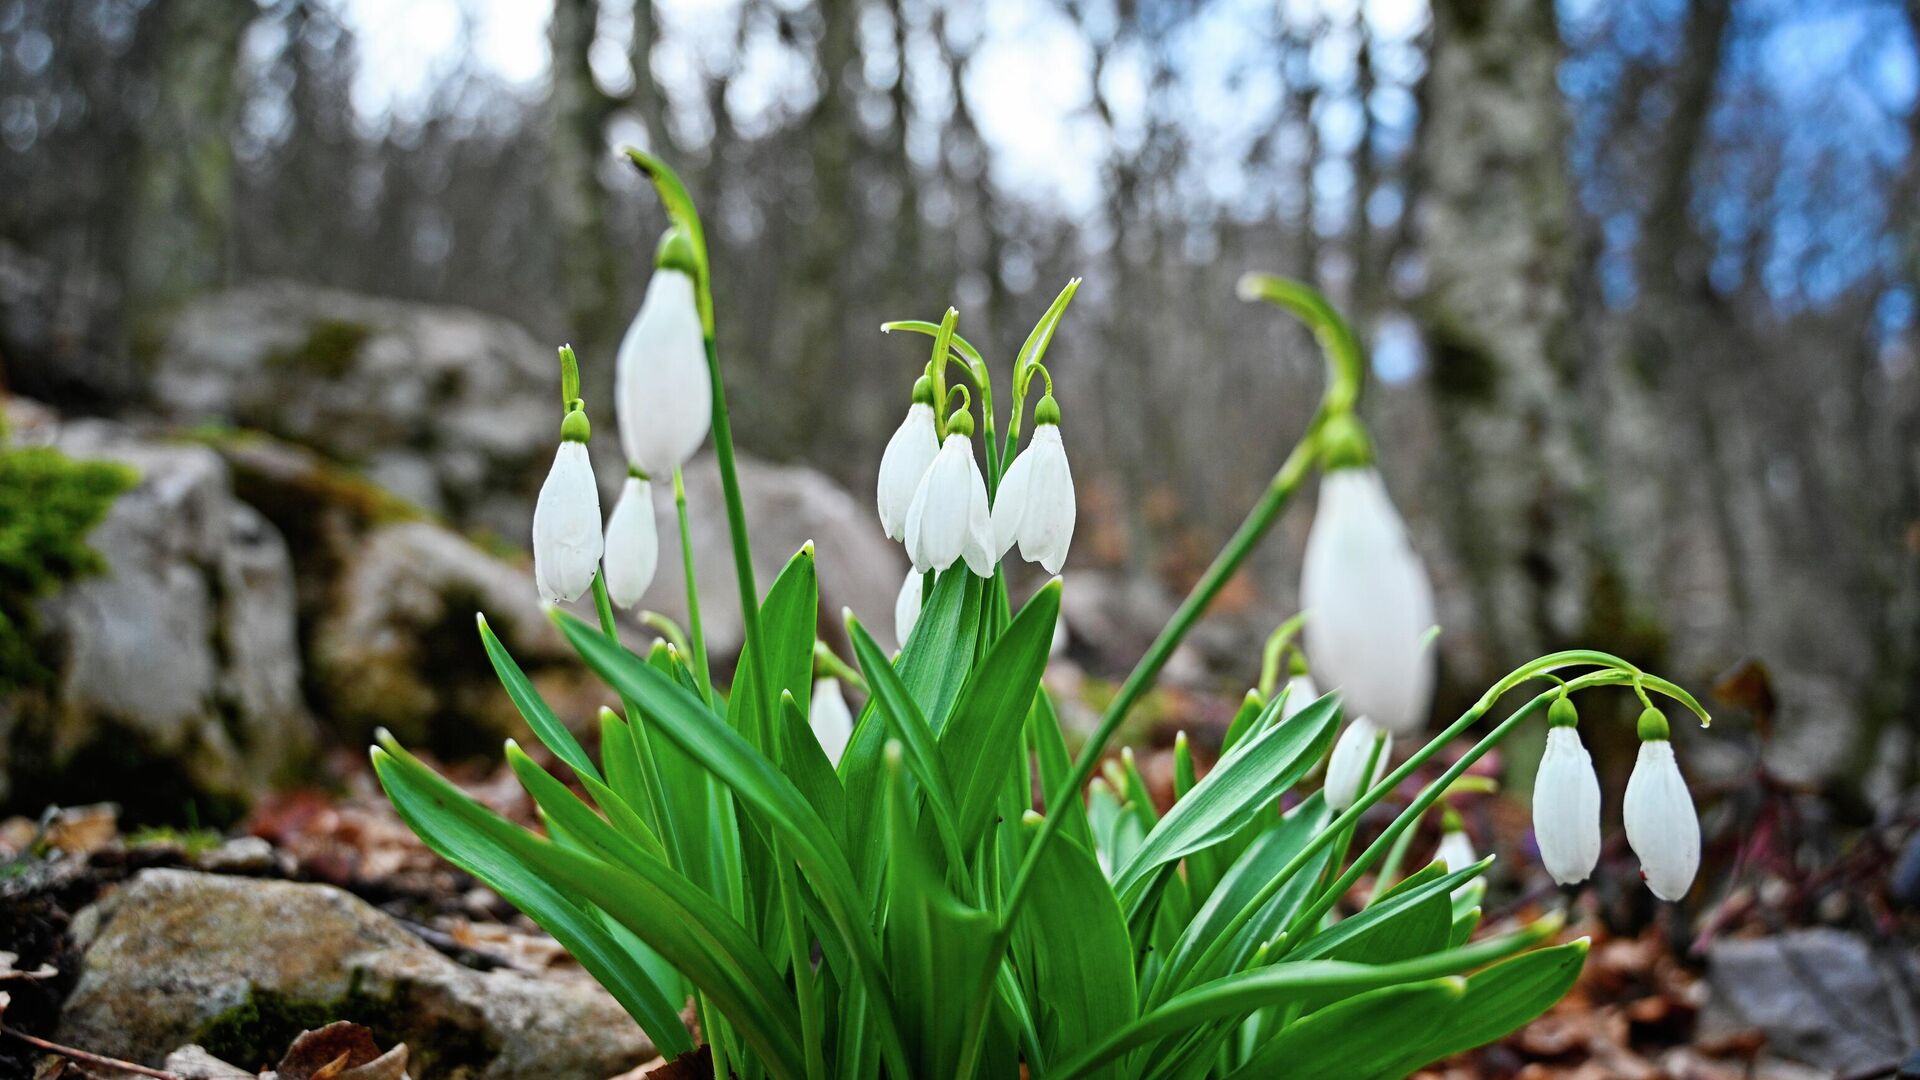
[548,0,622,348]
[123,0,253,328]
[1415,0,1597,679]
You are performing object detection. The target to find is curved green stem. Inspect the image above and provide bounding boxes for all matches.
[1235,273,1367,418]
[672,467,713,706]
[1257,612,1308,699]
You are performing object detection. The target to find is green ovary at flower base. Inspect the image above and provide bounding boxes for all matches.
[372,150,1716,1080]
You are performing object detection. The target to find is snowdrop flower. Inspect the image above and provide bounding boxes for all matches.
[1533,696,1603,886]
[1323,714,1390,811]
[532,413,602,605]
[616,237,711,476]
[903,411,994,576]
[992,396,1075,574]
[1301,464,1437,736]
[877,377,940,541]
[1624,706,1700,901]
[1434,812,1482,899]
[603,473,659,608]
[1279,672,1320,724]
[894,568,922,645]
[810,678,854,767]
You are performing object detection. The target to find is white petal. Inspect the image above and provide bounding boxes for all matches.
[810,678,855,767]
[616,269,712,475]
[991,443,1036,558]
[532,442,603,603]
[1014,426,1075,574]
[1279,674,1320,724]
[877,403,939,541]
[1324,714,1391,811]
[1624,740,1700,901]
[961,451,996,577]
[1301,467,1437,736]
[905,436,975,573]
[1534,726,1603,885]
[1435,830,1477,874]
[894,569,923,645]
[603,477,659,608]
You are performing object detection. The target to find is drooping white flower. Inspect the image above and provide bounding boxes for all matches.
[1624,714,1700,901]
[810,677,854,767]
[992,406,1075,574]
[903,425,994,576]
[895,568,922,646]
[1435,825,1478,875]
[1534,700,1603,886]
[1279,672,1320,724]
[603,475,659,608]
[1301,466,1437,736]
[615,268,711,476]
[877,385,940,541]
[532,440,602,604]
[1324,714,1391,811]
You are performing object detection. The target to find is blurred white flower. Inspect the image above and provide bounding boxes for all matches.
[810,678,854,767]
[992,417,1075,574]
[1324,714,1390,811]
[1279,672,1320,724]
[1624,729,1700,902]
[1534,706,1603,886]
[532,441,602,604]
[904,431,994,576]
[1436,826,1477,875]
[895,568,922,646]
[616,269,711,475]
[877,397,940,542]
[603,475,658,609]
[1301,467,1437,736]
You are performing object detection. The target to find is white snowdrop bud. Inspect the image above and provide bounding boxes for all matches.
[616,262,711,476]
[1301,466,1437,736]
[810,678,854,767]
[1624,707,1700,902]
[903,414,994,576]
[877,378,941,541]
[895,568,922,646]
[1279,672,1320,724]
[533,439,602,604]
[603,474,659,608]
[991,397,1075,574]
[1436,821,1478,875]
[1324,714,1391,811]
[1533,697,1603,886]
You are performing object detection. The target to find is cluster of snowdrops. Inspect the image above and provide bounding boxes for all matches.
[372,151,1708,1079]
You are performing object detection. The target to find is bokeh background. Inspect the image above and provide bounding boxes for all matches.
[3,1,1920,1076]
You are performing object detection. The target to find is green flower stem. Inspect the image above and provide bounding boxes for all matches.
[1235,274,1367,416]
[1004,278,1081,460]
[773,844,826,1080]
[1256,612,1308,699]
[672,467,714,706]
[590,573,683,869]
[811,640,866,692]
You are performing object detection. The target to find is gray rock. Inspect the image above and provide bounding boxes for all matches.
[1700,927,1920,1074]
[151,282,552,538]
[1,401,315,818]
[60,868,655,1080]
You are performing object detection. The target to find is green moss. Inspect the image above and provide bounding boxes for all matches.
[0,446,137,696]
[194,980,496,1076]
[125,825,224,856]
[266,319,372,379]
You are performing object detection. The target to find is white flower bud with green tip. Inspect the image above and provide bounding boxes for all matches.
[1624,706,1700,901]
[1324,713,1390,811]
[1534,695,1603,886]
[603,472,658,608]
[877,376,941,541]
[532,404,603,605]
[895,568,922,646]
[1435,813,1477,874]
[616,231,711,476]
[810,677,854,767]
[1300,423,1437,736]
[992,394,1075,574]
[1279,672,1319,724]
[903,409,994,576]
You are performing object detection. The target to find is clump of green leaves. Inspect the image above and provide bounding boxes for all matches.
[0,442,137,694]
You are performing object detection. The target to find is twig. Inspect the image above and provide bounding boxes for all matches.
[0,1022,183,1079]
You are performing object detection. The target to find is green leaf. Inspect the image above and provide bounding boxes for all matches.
[553,610,913,1079]
[1010,822,1137,1079]
[1220,689,1266,754]
[1290,859,1490,966]
[729,547,819,757]
[777,689,846,842]
[846,614,966,868]
[1365,941,1589,1076]
[1224,978,1468,1079]
[477,614,598,783]
[507,741,665,868]
[940,581,1061,849]
[1111,694,1340,908]
[1046,917,1564,1080]
[1028,689,1094,851]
